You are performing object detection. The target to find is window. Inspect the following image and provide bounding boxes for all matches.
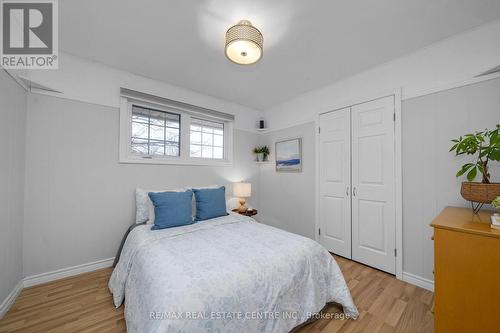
[131,105,180,157]
[190,118,224,159]
[119,89,233,165]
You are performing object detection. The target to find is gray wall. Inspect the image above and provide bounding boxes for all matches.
[258,122,316,239]
[258,78,500,283]
[23,94,260,276]
[0,71,26,303]
[7,75,500,286]
[402,77,500,281]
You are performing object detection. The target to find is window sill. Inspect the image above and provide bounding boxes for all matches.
[119,156,233,167]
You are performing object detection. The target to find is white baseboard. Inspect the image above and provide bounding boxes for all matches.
[23,257,115,288]
[0,257,115,318]
[2,258,433,320]
[0,279,24,319]
[402,272,434,292]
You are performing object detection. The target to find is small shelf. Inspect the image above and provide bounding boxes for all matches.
[255,161,272,165]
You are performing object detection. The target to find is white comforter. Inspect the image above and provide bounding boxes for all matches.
[109,213,358,333]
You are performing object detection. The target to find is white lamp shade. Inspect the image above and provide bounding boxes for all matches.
[225,40,262,65]
[225,20,263,65]
[233,182,251,198]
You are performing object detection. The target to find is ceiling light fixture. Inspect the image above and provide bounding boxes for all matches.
[225,20,263,65]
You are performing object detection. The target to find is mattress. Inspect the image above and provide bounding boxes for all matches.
[109,213,358,332]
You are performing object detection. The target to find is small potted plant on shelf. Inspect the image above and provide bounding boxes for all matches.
[253,146,270,162]
[450,124,500,213]
[492,196,500,216]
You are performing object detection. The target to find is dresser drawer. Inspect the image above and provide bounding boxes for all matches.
[432,207,500,333]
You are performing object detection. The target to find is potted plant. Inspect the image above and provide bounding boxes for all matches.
[450,124,500,213]
[253,146,270,162]
[492,196,500,216]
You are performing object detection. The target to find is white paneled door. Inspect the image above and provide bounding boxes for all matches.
[351,96,395,274]
[319,108,352,259]
[319,96,396,274]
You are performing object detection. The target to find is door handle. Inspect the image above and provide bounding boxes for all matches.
[346,186,349,196]
[353,187,356,197]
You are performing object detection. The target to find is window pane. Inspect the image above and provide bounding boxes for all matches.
[202,126,213,134]
[166,113,180,128]
[149,125,164,141]
[132,107,149,123]
[202,146,213,158]
[130,104,180,158]
[213,147,223,159]
[202,133,213,146]
[189,118,224,160]
[166,127,180,142]
[213,134,223,147]
[190,131,201,144]
[131,144,149,155]
[131,138,149,155]
[149,110,165,126]
[166,121,179,129]
[190,144,201,157]
[165,144,179,157]
[149,141,165,155]
[149,117,164,126]
[132,122,148,139]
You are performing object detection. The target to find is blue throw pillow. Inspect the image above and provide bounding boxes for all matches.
[148,190,194,230]
[193,187,228,221]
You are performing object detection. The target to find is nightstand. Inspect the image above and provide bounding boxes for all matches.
[232,209,257,217]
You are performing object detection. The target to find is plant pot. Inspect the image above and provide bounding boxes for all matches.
[256,153,264,162]
[460,182,500,204]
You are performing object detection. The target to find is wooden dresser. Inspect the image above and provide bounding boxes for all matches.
[431,207,500,333]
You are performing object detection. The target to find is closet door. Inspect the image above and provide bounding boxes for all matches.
[319,108,351,258]
[351,96,396,274]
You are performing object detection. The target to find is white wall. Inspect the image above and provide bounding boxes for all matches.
[14,52,263,276]
[23,94,260,276]
[402,77,500,281]
[256,64,500,287]
[265,19,500,131]
[7,18,500,290]
[256,20,500,285]
[258,123,316,239]
[13,52,263,131]
[0,71,26,304]
[1,51,263,279]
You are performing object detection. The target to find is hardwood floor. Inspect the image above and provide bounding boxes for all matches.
[0,255,434,333]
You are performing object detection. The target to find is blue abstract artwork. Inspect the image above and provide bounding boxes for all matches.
[275,138,302,172]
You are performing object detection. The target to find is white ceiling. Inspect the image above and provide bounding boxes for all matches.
[60,0,500,110]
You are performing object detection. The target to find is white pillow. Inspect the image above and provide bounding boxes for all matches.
[135,188,185,224]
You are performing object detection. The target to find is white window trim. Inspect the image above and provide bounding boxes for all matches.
[119,96,233,166]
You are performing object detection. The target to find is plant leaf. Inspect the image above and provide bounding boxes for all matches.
[456,163,474,177]
[466,166,477,182]
[489,148,500,161]
[477,163,484,174]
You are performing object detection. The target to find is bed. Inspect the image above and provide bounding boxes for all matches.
[109,212,358,332]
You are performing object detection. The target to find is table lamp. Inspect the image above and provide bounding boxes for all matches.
[233,182,251,213]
